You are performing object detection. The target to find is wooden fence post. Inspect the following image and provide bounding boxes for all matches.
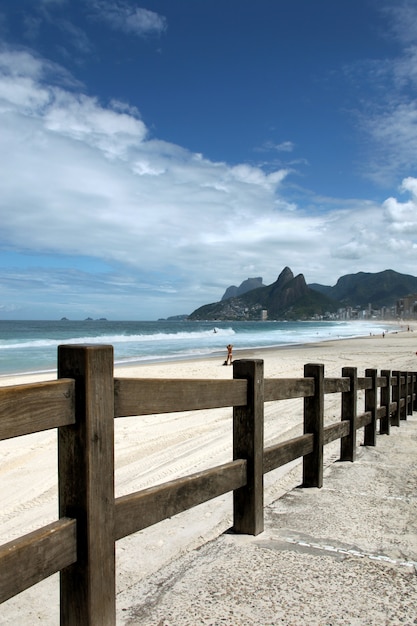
[410,372,416,414]
[400,371,407,420]
[303,363,324,488]
[406,372,412,416]
[364,369,377,446]
[232,359,264,536]
[58,345,115,626]
[392,370,400,427]
[380,370,391,435]
[340,367,357,461]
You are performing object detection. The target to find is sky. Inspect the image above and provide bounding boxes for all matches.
[0,0,417,320]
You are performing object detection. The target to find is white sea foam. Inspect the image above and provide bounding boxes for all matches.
[0,319,396,375]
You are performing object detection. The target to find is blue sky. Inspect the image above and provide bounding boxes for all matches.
[1,0,417,320]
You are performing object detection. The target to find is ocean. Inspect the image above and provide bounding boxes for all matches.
[0,319,394,377]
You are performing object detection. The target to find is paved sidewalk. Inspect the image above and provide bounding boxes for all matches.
[119,415,417,626]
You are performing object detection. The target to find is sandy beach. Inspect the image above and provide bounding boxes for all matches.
[0,327,416,624]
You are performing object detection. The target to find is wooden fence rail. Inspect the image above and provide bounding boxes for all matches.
[0,345,415,625]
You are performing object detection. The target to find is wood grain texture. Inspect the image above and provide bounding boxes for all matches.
[303,363,324,488]
[58,345,115,626]
[0,379,75,440]
[114,377,247,416]
[115,460,246,540]
[233,359,264,536]
[264,433,313,474]
[0,518,76,603]
[264,377,314,401]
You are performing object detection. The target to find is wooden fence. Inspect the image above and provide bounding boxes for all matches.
[0,344,415,625]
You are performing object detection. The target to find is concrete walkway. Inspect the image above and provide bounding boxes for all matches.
[119,415,417,626]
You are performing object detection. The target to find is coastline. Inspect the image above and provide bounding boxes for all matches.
[1,327,417,623]
[0,318,402,383]
[0,324,413,387]
[115,326,416,382]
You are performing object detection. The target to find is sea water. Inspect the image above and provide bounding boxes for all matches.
[0,319,394,377]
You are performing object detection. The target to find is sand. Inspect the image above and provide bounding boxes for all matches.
[0,327,416,624]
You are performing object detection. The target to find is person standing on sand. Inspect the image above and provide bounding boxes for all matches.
[226,344,233,365]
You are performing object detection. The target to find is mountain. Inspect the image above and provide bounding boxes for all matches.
[189,267,338,321]
[309,269,417,308]
[189,267,417,321]
[221,277,263,300]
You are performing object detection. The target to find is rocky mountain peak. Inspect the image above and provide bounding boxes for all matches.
[275,266,294,288]
[221,276,263,301]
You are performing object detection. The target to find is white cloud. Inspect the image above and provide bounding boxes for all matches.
[356,1,417,184]
[0,47,417,318]
[383,177,417,233]
[0,49,288,273]
[43,91,148,157]
[91,1,167,37]
[256,140,295,153]
[365,100,417,184]
[401,176,417,195]
[384,1,417,47]
[229,164,289,189]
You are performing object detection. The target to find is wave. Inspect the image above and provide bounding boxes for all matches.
[0,327,235,351]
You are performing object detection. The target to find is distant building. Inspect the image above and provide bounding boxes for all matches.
[397,294,417,318]
[261,309,268,320]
